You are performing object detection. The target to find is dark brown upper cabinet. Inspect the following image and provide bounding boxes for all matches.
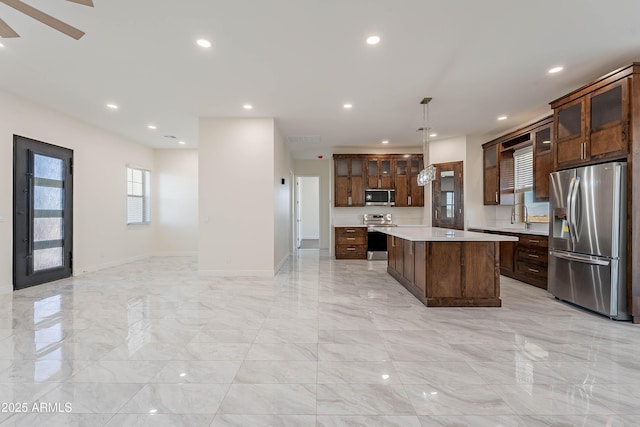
[334,154,424,207]
[482,116,553,205]
[367,157,392,189]
[552,75,629,170]
[334,156,364,207]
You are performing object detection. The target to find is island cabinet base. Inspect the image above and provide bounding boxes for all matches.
[387,237,501,307]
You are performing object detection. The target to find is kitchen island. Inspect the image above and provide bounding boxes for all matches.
[379,227,518,308]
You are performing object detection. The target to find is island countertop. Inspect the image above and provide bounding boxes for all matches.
[377,226,519,242]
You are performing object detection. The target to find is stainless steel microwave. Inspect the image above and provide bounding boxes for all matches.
[365,189,395,206]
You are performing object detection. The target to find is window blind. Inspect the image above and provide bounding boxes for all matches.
[127,167,150,224]
[514,145,533,193]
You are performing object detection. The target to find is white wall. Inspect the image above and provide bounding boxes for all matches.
[198,118,277,276]
[293,159,331,249]
[153,149,199,256]
[273,123,292,272]
[0,90,154,293]
[300,177,320,239]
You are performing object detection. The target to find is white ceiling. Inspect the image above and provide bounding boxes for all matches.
[2,0,640,158]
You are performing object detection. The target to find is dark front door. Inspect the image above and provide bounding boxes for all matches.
[13,135,73,290]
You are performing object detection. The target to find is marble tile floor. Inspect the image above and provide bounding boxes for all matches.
[0,252,638,426]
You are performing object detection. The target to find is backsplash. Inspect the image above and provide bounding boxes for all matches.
[333,206,425,226]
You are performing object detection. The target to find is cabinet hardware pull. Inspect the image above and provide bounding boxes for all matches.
[347,247,356,251]
[346,229,356,233]
[346,237,355,240]
[529,240,539,243]
[528,254,540,258]
[528,268,540,273]
[495,192,499,203]
[408,196,412,205]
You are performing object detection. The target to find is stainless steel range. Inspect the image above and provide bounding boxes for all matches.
[363,213,396,260]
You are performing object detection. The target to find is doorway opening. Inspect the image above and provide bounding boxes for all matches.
[295,176,320,249]
[13,135,73,290]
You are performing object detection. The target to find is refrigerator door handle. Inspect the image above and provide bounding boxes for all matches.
[566,177,577,246]
[549,250,611,266]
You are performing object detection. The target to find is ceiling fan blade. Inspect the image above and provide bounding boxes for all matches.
[0,17,19,37]
[65,0,94,7]
[0,0,85,39]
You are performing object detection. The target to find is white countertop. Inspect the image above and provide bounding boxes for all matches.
[468,225,549,237]
[377,226,519,242]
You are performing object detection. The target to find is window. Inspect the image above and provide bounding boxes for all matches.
[127,167,150,224]
[513,145,533,193]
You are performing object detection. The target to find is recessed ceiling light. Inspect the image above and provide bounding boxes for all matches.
[429,133,437,138]
[178,141,186,145]
[196,39,211,48]
[548,66,564,74]
[381,140,389,144]
[343,103,353,109]
[497,115,507,121]
[366,35,381,45]
[147,125,157,130]
[106,103,119,110]
[243,104,253,110]
[0,43,4,48]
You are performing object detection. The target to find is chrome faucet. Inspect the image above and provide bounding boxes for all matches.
[511,202,529,227]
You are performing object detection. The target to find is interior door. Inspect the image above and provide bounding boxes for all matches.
[13,135,73,290]
[432,161,464,230]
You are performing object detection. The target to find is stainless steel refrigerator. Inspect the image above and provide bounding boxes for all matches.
[548,162,629,320]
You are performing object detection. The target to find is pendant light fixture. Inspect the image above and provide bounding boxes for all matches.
[417,97,436,186]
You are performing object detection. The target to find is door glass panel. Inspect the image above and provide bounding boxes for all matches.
[351,159,363,176]
[381,160,390,175]
[558,103,582,138]
[484,146,497,168]
[34,154,63,180]
[34,186,64,210]
[32,154,65,272]
[368,160,378,177]
[396,160,407,175]
[535,127,552,154]
[591,85,622,130]
[34,218,63,242]
[410,159,420,175]
[336,159,348,176]
[33,247,63,271]
[440,171,455,219]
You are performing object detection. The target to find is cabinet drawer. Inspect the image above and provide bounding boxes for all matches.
[336,234,366,245]
[515,246,548,264]
[335,244,367,259]
[516,260,548,281]
[335,227,367,239]
[517,235,548,248]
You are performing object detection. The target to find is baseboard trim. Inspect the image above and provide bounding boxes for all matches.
[75,255,150,276]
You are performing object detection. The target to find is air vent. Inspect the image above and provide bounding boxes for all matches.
[164,135,177,139]
[287,135,322,144]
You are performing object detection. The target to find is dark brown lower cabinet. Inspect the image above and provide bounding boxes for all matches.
[491,232,548,290]
[387,236,501,307]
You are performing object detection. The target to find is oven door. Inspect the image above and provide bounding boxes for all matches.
[367,229,388,260]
